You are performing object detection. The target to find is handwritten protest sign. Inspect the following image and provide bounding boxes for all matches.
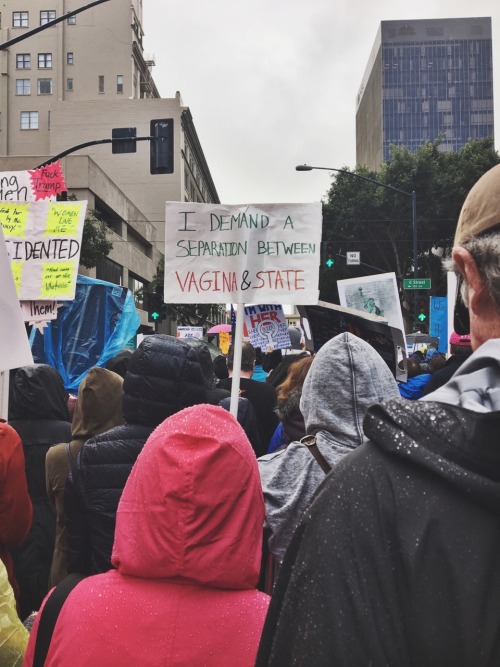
[21,300,59,323]
[0,226,33,372]
[0,199,87,300]
[244,304,291,350]
[164,202,322,305]
[0,161,66,202]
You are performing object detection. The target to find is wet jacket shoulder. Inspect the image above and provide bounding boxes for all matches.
[257,389,500,667]
[123,334,207,427]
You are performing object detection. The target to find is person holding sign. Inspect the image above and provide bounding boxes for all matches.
[219,343,279,458]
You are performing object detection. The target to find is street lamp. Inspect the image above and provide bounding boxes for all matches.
[296,164,418,283]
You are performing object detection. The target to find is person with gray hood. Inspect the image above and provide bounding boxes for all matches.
[256,164,500,667]
[258,331,399,563]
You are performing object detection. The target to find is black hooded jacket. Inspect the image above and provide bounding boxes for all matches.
[9,364,71,618]
[66,335,207,576]
[257,393,500,666]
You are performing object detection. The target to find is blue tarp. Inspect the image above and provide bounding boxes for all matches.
[31,275,140,391]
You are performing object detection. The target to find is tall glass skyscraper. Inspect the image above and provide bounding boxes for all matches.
[356,18,494,170]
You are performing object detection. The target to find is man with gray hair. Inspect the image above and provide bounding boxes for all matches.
[256,164,500,666]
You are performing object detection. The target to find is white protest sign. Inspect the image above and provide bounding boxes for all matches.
[0,226,33,372]
[337,272,406,347]
[176,326,203,339]
[244,304,291,350]
[164,202,322,304]
[21,300,59,323]
[0,162,67,202]
[0,199,87,300]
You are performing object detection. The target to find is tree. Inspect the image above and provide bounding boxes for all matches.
[321,137,499,327]
[80,209,113,268]
[144,258,225,328]
[65,194,113,269]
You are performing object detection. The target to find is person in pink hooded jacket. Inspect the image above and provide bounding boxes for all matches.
[23,404,270,667]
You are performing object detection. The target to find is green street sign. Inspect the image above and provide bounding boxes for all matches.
[403,278,431,290]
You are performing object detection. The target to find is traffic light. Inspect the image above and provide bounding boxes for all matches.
[321,241,335,268]
[150,119,174,174]
[417,296,428,325]
[146,291,166,323]
[112,127,137,154]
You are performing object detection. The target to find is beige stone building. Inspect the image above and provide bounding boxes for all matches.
[0,0,223,331]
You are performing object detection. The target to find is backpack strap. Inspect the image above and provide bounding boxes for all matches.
[65,442,75,466]
[300,435,332,474]
[32,573,86,667]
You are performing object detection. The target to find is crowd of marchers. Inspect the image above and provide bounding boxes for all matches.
[1,164,500,667]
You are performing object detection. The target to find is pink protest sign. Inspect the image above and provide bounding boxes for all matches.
[27,160,67,200]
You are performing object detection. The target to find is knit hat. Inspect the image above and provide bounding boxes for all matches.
[449,331,472,347]
[454,164,500,246]
[287,326,302,350]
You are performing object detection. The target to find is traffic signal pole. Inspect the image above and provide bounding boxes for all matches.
[33,137,153,169]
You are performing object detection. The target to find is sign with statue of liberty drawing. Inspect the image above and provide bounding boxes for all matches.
[337,272,405,336]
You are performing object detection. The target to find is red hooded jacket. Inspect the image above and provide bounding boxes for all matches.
[24,404,269,666]
[0,421,32,603]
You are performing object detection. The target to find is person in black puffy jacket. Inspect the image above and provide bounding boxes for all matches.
[65,334,207,576]
[8,364,71,619]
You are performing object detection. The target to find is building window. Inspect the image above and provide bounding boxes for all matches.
[67,52,74,65]
[67,14,76,24]
[38,53,52,69]
[128,274,147,308]
[13,12,29,28]
[16,54,31,69]
[40,10,56,25]
[116,75,123,94]
[98,75,104,93]
[37,78,52,95]
[16,79,31,95]
[96,257,122,286]
[20,111,38,130]
[66,78,73,91]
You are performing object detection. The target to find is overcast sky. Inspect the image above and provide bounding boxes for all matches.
[143,0,499,206]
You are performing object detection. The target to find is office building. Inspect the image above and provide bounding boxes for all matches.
[356,17,494,170]
[0,0,223,330]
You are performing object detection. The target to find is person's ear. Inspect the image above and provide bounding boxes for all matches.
[452,246,489,314]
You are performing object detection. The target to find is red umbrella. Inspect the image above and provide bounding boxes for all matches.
[207,323,232,334]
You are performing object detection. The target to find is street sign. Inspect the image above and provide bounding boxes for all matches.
[346,251,360,265]
[403,278,431,290]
